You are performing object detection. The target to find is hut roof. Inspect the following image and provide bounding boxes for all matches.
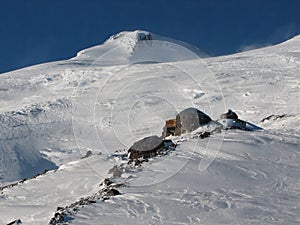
[130,135,164,152]
[175,107,211,135]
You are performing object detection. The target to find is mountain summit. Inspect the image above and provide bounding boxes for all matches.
[74,30,207,65]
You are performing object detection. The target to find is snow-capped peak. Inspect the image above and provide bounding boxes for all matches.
[105,30,152,45]
[73,30,207,65]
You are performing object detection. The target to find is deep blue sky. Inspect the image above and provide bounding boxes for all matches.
[1,0,300,73]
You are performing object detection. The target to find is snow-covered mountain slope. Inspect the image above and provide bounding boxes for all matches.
[0,30,299,225]
[69,131,300,225]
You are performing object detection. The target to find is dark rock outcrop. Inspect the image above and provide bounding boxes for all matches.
[49,178,121,225]
[261,114,288,122]
[108,165,122,178]
[105,188,120,197]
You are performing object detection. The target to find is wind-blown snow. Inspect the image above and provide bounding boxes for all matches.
[0,30,299,225]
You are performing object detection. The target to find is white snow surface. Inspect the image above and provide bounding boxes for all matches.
[0,30,299,225]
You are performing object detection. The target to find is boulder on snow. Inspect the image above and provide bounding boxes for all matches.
[174,108,211,136]
[128,136,176,160]
[128,135,164,160]
[100,178,113,188]
[108,165,122,178]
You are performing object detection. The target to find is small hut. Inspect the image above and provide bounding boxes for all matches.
[174,107,211,136]
[218,109,245,130]
[162,119,177,137]
[128,135,164,160]
[220,109,238,120]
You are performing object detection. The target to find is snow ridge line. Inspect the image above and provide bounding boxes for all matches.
[48,181,122,225]
[47,130,213,224]
[0,169,53,193]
